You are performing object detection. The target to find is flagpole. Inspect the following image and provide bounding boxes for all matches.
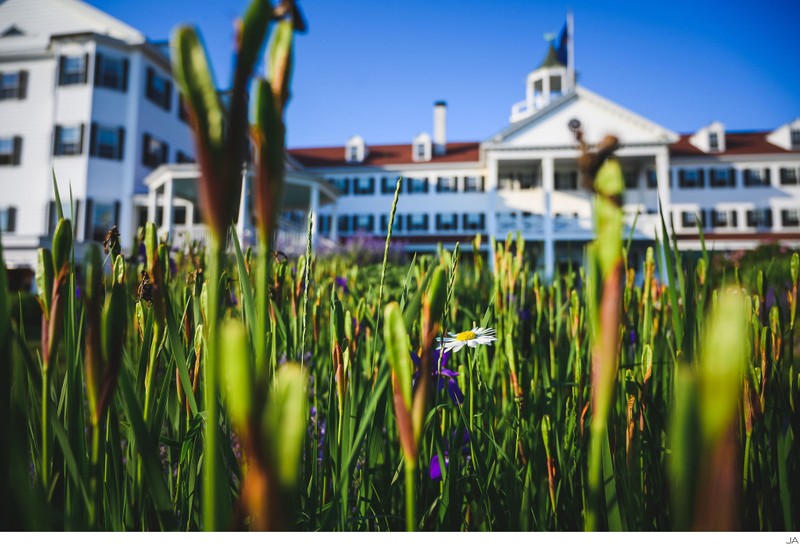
[567,9,575,91]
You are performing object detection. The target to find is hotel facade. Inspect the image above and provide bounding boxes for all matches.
[290,42,800,278]
[1,0,799,280]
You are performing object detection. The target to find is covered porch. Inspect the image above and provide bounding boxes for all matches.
[143,163,339,255]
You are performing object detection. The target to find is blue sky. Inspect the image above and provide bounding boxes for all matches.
[88,0,800,148]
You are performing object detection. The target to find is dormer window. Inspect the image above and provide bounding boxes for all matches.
[791,129,800,148]
[709,132,719,151]
[345,135,366,163]
[412,133,432,162]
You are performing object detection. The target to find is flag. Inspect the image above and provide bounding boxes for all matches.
[555,21,569,66]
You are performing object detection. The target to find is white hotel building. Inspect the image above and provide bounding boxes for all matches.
[290,41,800,278]
[1,0,799,280]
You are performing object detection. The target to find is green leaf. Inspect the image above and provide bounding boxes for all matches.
[384,302,413,409]
[264,363,308,490]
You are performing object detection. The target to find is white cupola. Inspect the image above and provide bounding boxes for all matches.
[510,40,573,123]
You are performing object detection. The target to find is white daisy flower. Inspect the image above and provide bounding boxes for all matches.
[436,326,497,353]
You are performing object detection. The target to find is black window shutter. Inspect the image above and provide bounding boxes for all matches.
[117,128,125,160]
[729,167,736,187]
[113,201,121,224]
[424,177,429,192]
[146,67,154,98]
[46,201,55,233]
[78,124,85,154]
[73,200,81,237]
[53,125,62,155]
[18,70,28,99]
[82,53,89,84]
[89,123,98,157]
[94,52,103,86]
[480,213,486,230]
[698,170,705,188]
[58,56,66,85]
[731,211,738,227]
[121,59,129,92]
[480,176,485,192]
[164,80,172,111]
[84,198,94,241]
[142,133,150,165]
[765,168,771,185]
[436,177,441,192]
[679,170,685,187]
[766,209,773,227]
[6,207,16,233]
[398,214,403,230]
[162,143,169,165]
[12,136,22,165]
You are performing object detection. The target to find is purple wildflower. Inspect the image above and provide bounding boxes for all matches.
[335,276,349,294]
[429,453,448,481]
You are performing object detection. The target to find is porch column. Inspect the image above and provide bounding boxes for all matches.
[237,168,248,241]
[656,150,671,229]
[542,156,555,280]
[309,184,320,249]
[147,182,158,223]
[163,177,174,238]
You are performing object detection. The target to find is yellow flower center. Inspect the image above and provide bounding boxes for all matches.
[456,331,476,341]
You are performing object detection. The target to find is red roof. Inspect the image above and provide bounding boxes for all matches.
[669,131,792,156]
[289,141,481,168]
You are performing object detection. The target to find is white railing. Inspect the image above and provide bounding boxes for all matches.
[510,100,533,122]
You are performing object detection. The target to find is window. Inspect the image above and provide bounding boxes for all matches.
[555,171,578,190]
[380,213,403,233]
[53,125,84,156]
[406,213,429,232]
[88,201,117,242]
[0,71,27,100]
[746,209,772,228]
[417,143,425,158]
[0,136,21,165]
[0,207,16,233]
[89,124,124,160]
[782,209,800,228]
[711,210,736,228]
[352,214,374,233]
[464,176,483,192]
[59,55,87,85]
[145,67,171,111]
[436,213,458,231]
[337,215,349,234]
[678,169,704,189]
[463,213,485,231]
[791,129,800,148]
[348,146,358,163]
[381,176,401,194]
[407,177,427,194]
[709,132,719,151]
[709,168,735,188]
[142,133,168,167]
[94,53,128,91]
[353,177,375,195]
[318,215,331,235]
[646,169,658,189]
[176,150,194,164]
[624,171,637,190]
[681,211,703,228]
[436,177,457,193]
[744,168,770,187]
[780,168,798,186]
